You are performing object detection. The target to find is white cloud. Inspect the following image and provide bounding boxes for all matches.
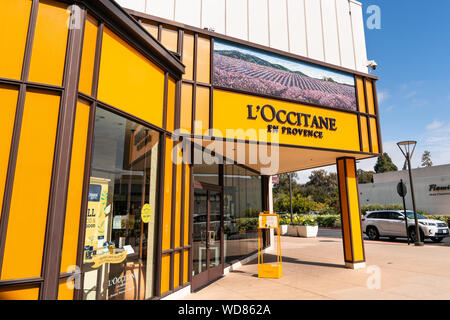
[426,120,444,131]
[377,90,389,104]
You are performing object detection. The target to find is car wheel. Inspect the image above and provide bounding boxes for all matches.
[367,227,379,240]
[431,237,443,243]
[409,228,425,242]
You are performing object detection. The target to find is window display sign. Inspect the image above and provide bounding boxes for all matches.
[85,178,110,251]
[213,38,357,111]
[141,203,152,223]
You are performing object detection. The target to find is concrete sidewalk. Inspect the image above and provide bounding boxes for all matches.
[182,235,450,300]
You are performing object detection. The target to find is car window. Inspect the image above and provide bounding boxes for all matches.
[367,212,378,219]
[389,212,403,220]
[377,212,389,219]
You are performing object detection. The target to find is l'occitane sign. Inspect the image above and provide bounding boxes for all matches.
[212,90,360,152]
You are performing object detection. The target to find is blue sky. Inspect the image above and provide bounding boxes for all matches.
[297,0,450,182]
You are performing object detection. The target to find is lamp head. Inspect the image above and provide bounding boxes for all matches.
[397,140,417,158]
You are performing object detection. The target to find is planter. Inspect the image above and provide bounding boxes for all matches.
[298,225,319,238]
[277,224,289,236]
[287,225,299,237]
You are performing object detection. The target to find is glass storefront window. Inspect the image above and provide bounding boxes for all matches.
[82,108,160,300]
[223,165,262,265]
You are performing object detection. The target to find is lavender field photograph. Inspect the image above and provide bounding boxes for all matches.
[213,39,357,111]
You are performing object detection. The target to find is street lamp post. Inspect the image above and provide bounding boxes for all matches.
[397,141,424,246]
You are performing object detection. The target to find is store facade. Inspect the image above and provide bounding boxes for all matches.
[0,0,381,300]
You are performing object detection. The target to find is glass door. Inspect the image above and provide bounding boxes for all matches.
[192,185,223,291]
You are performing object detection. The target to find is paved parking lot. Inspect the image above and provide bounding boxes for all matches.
[319,228,450,246]
[182,230,450,300]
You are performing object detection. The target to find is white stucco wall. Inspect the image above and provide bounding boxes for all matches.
[359,165,450,216]
[115,0,369,73]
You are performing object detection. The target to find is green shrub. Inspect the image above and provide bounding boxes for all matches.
[316,215,340,228]
[237,217,258,231]
[292,215,317,226]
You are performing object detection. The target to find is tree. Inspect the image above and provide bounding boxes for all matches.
[374,153,398,173]
[421,150,433,167]
[357,169,374,184]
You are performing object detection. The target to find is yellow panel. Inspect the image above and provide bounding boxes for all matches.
[173,252,180,289]
[183,250,189,284]
[0,86,19,223]
[195,86,210,135]
[360,116,370,153]
[196,36,210,83]
[78,15,98,96]
[365,79,375,115]
[184,165,190,246]
[369,117,379,154]
[60,101,90,273]
[161,27,178,53]
[213,90,360,152]
[98,28,165,128]
[0,286,39,300]
[0,0,32,80]
[182,33,194,81]
[1,91,60,280]
[28,0,70,86]
[345,158,364,262]
[162,138,173,251]
[174,145,182,248]
[337,159,352,262]
[166,77,176,132]
[356,77,366,113]
[161,254,170,294]
[180,83,193,133]
[58,280,74,300]
[142,22,158,39]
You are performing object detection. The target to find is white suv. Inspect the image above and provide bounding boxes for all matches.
[362,210,449,243]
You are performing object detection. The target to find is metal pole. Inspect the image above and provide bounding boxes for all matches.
[407,152,423,246]
[289,173,293,224]
[400,179,410,245]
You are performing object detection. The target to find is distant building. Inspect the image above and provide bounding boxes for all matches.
[359,164,450,216]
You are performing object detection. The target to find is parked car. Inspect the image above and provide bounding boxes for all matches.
[362,210,449,243]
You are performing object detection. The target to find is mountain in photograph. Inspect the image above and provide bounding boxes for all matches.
[215,49,307,76]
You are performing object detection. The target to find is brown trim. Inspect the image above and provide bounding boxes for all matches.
[363,79,373,154]
[352,158,366,262]
[354,75,363,152]
[21,0,39,82]
[0,0,39,276]
[91,22,104,99]
[40,6,86,300]
[0,277,43,287]
[209,37,214,130]
[80,0,184,77]
[157,24,162,42]
[336,158,348,263]
[188,160,194,284]
[74,103,96,301]
[182,79,212,87]
[95,99,171,136]
[371,80,383,154]
[154,134,166,297]
[128,9,378,80]
[0,77,65,92]
[344,158,355,263]
[169,141,178,291]
[179,161,186,284]
[191,33,198,135]
[161,246,191,255]
[162,73,169,130]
